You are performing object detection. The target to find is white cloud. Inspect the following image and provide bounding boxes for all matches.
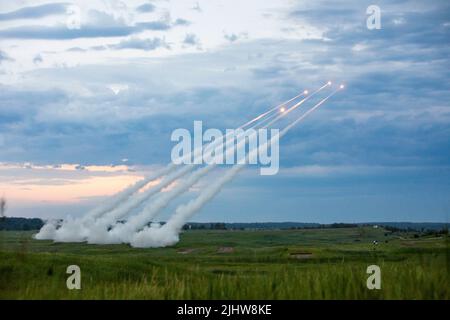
[0,0,324,80]
[109,83,129,95]
[392,17,406,25]
[351,43,368,52]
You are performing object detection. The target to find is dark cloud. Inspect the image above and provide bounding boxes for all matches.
[0,3,69,21]
[110,37,170,51]
[174,18,190,26]
[0,9,189,39]
[135,3,156,13]
[224,33,239,42]
[0,22,169,39]
[67,47,86,52]
[183,33,199,46]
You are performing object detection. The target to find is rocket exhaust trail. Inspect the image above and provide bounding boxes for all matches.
[107,131,257,243]
[242,82,328,132]
[226,83,329,146]
[98,90,307,191]
[100,109,295,243]
[131,165,242,248]
[97,89,315,243]
[238,90,308,129]
[280,88,341,136]
[176,89,309,162]
[49,164,195,243]
[102,90,307,210]
[82,165,198,241]
[106,164,217,243]
[130,88,343,248]
[34,164,175,241]
[201,89,308,156]
[263,82,331,129]
[37,87,314,243]
[81,165,174,221]
[85,91,312,243]
[67,90,308,226]
[115,90,309,210]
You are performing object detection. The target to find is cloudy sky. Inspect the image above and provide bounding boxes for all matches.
[0,0,449,222]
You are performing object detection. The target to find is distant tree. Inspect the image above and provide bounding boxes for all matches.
[0,197,6,219]
[213,223,226,230]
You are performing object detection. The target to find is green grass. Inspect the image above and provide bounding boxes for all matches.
[0,227,448,299]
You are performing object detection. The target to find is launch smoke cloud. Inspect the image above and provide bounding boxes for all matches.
[34,82,344,248]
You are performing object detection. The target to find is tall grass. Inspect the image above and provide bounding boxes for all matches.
[0,229,448,299]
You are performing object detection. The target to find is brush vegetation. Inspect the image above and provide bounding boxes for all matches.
[0,227,448,299]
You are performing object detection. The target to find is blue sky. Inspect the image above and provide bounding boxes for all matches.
[0,0,449,222]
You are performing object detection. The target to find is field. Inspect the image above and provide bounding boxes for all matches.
[0,227,448,299]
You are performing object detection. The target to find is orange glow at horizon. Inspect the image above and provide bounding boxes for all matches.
[0,175,144,203]
[0,162,153,204]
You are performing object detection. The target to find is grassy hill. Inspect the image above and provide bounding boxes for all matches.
[0,227,448,299]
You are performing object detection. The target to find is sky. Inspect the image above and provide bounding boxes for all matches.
[0,0,449,223]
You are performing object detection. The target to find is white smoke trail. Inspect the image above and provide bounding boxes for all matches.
[46,165,194,243]
[201,89,309,155]
[35,87,318,243]
[280,88,340,135]
[101,89,316,244]
[38,89,300,241]
[130,88,341,248]
[238,90,308,129]
[90,88,307,223]
[85,89,312,243]
[131,166,242,248]
[34,165,175,240]
[101,165,216,244]
[98,129,270,244]
[68,165,194,243]
[84,165,175,220]
[263,82,330,128]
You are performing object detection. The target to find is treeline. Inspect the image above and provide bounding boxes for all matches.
[319,223,358,229]
[181,222,447,231]
[182,223,227,230]
[182,222,356,230]
[0,217,44,231]
[383,225,448,237]
[365,222,447,232]
[0,216,447,233]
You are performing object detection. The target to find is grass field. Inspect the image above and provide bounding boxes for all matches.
[0,227,448,299]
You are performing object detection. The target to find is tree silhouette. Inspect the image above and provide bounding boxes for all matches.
[0,197,6,219]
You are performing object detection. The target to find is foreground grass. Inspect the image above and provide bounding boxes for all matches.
[0,228,448,299]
